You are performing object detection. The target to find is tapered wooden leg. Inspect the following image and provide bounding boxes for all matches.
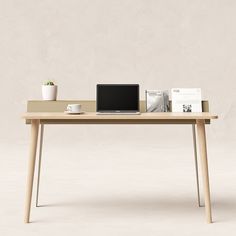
[24,119,40,223]
[196,120,212,223]
[36,124,44,207]
[192,124,201,207]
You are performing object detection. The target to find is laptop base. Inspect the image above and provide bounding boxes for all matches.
[96,112,140,115]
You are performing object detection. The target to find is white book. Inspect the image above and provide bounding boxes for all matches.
[171,88,202,112]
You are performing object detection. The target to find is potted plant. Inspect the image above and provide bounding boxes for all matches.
[42,81,58,100]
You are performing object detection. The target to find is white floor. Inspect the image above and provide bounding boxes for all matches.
[1,135,236,236]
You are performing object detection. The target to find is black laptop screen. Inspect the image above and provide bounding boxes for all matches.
[96,84,139,112]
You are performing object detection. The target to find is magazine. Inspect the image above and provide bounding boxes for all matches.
[171,88,202,112]
[146,90,169,112]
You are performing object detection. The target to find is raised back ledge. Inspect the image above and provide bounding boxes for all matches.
[25,100,214,124]
[27,100,210,112]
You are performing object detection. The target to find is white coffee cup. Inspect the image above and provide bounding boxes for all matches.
[66,104,81,113]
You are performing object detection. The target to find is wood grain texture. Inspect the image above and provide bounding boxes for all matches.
[196,120,212,223]
[27,100,210,113]
[25,100,214,124]
[24,120,39,223]
[22,112,218,120]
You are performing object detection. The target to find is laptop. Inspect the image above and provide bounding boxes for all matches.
[96,84,140,115]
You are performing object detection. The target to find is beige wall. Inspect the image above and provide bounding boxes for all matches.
[0,0,235,145]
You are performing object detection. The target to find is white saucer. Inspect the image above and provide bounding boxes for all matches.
[64,111,85,115]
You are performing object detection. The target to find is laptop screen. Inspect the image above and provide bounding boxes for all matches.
[96,84,139,112]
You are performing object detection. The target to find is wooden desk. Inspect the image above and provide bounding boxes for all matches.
[22,108,218,224]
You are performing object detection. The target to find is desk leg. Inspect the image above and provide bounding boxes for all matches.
[196,120,212,223]
[24,120,39,223]
[36,124,44,207]
[192,124,201,207]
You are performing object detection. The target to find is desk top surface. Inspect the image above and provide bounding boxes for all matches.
[22,112,218,120]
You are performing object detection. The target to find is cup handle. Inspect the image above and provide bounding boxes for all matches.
[66,106,72,112]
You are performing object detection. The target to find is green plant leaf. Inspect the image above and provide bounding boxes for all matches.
[44,80,55,86]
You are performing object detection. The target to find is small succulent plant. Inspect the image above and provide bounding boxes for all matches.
[44,80,55,86]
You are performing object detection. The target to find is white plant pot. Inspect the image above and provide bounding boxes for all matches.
[42,85,57,101]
